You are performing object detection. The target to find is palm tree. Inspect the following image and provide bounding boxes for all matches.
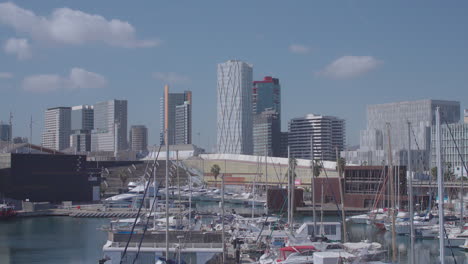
[337,157,346,176]
[311,160,323,178]
[210,164,221,187]
[119,171,129,188]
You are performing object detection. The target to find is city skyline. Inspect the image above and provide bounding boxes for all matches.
[0,1,467,151]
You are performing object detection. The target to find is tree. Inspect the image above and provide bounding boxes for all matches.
[210,164,221,187]
[431,165,456,182]
[100,181,108,198]
[311,160,323,177]
[444,162,455,182]
[337,157,346,176]
[431,167,437,181]
[288,157,297,179]
[119,171,129,188]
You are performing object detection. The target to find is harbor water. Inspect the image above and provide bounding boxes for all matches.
[1,213,468,263]
[0,217,108,264]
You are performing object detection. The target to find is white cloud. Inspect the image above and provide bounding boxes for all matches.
[152,72,190,84]
[0,72,13,79]
[289,44,310,54]
[4,38,31,60]
[0,2,159,48]
[69,68,108,89]
[22,67,108,92]
[317,56,381,79]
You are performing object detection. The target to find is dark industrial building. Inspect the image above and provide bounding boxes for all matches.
[0,153,101,203]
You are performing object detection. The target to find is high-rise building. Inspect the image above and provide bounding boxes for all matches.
[160,85,192,145]
[279,132,289,158]
[70,131,91,152]
[342,99,460,169]
[216,60,253,154]
[252,76,281,124]
[288,114,346,161]
[41,107,71,151]
[91,100,128,152]
[129,125,148,152]
[253,109,280,157]
[71,105,94,131]
[0,122,11,142]
[464,109,468,124]
[175,101,191,145]
[70,105,94,152]
[431,123,468,176]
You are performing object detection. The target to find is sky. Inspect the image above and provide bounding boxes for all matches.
[0,1,467,151]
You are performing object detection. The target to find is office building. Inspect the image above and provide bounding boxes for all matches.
[431,123,468,176]
[91,100,128,152]
[216,60,253,154]
[342,99,460,169]
[41,107,71,151]
[70,131,91,152]
[465,109,468,124]
[70,105,94,153]
[160,85,192,145]
[253,109,280,157]
[129,125,148,152]
[0,122,11,142]
[288,114,345,161]
[175,101,191,145]
[252,76,281,123]
[71,105,94,132]
[279,132,289,158]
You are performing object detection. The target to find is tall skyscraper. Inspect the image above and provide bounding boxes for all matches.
[288,114,346,161]
[160,85,192,145]
[175,101,191,145]
[253,109,280,157]
[216,60,253,154]
[41,107,71,151]
[252,76,282,157]
[71,105,94,131]
[0,122,11,142]
[129,125,148,152]
[252,76,281,123]
[70,105,94,152]
[343,99,460,169]
[91,99,128,152]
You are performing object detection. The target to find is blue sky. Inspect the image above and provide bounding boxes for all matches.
[0,1,467,150]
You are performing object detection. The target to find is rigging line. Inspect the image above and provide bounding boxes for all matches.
[409,121,435,213]
[320,160,351,242]
[444,226,458,264]
[120,145,163,264]
[442,116,468,180]
[132,175,162,264]
[371,165,389,213]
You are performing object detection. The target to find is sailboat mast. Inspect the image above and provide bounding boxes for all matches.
[221,168,226,263]
[461,164,464,227]
[336,146,347,242]
[165,131,169,258]
[386,123,397,262]
[287,146,291,229]
[436,107,445,263]
[320,182,324,236]
[407,122,415,264]
[311,136,317,234]
[265,142,268,196]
